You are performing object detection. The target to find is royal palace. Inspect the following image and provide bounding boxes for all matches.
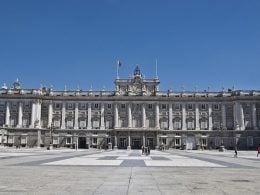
[0,67,260,150]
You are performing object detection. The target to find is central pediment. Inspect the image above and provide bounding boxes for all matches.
[114,66,160,96]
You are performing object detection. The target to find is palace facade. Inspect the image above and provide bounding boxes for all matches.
[0,67,260,150]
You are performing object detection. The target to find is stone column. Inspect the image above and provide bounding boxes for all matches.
[142,104,146,128]
[156,133,160,150]
[30,101,36,128]
[143,133,146,147]
[221,104,227,129]
[36,100,42,128]
[48,101,53,128]
[61,102,66,129]
[155,103,160,129]
[128,103,132,128]
[5,102,10,127]
[17,102,23,128]
[87,103,92,130]
[240,103,245,130]
[233,103,238,130]
[114,133,118,149]
[252,103,257,130]
[74,103,79,129]
[114,103,119,128]
[169,103,173,130]
[182,103,187,130]
[208,103,213,130]
[100,102,105,130]
[127,132,131,150]
[195,104,200,130]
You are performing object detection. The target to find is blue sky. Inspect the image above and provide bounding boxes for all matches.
[0,0,259,91]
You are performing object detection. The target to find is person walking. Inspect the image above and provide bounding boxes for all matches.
[257,147,260,157]
[142,146,144,155]
[234,146,238,158]
[148,146,150,155]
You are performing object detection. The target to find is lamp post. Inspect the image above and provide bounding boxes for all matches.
[219,123,225,152]
[49,122,54,150]
[107,130,112,150]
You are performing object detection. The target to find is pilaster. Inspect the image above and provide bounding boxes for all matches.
[195,104,200,130]
[87,103,92,130]
[169,103,173,130]
[100,102,105,130]
[142,104,146,128]
[221,104,227,129]
[5,102,10,127]
[61,102,66,129]
[252,103,258,130]
[48,101,53,128]
[128,103,132,128]
[74,103,79,129]
[114,103,119,128]
[182,103,187,130]
[155,103,160,129]
[17,102,23,128]
[208,103,213,130]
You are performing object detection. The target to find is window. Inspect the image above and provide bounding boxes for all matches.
[93,121,100,128]
[160,120,168,129]
[214,104,219,110]
[94,103,99,109]
[188,104,193,110]
[79,121,86,128]
[66,120,73,128]
[174,104,180,110]
[162,138,166,145]
[162,104,167,110]
[175,138,180,145]
[174,120,181,129]
[187,120,194,129]
[66,137,72,144]
[148,104,153,109]
[201,104,206,110]
[55,103,61,109]
[54,120,60,128]
[53,136,59,145]
[107,104,112,109]
[93,138,97,144]
[121,104,126,109]
[202,138,207,146]
[201,121,208,129]
[80,103,86,109]
[11,102,17,109]
[25,102,30,108]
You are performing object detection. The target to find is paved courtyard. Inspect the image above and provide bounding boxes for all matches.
[0,148,260,195]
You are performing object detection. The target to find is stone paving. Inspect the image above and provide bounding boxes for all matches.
[0,148,259,194]
[43,150,226,167]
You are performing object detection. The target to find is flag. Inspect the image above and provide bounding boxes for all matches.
[117,60,122,67]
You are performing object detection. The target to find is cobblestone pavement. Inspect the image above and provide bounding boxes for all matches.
[0,148,260,195]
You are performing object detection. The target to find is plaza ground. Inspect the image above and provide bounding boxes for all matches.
[0,148,259,195]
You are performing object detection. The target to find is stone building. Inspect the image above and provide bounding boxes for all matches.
[0,67,260,150]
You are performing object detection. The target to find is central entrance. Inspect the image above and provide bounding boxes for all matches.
[78,137,87,149]
[132,137,142,149]
[186,136,196,150]
[119,137,127,149]
[146,137,154,149]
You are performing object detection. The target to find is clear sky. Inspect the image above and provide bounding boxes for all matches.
[0,0,259,91]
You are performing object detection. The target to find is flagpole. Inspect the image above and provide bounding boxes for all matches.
[116,59,119,79]
[155,58,158,79]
